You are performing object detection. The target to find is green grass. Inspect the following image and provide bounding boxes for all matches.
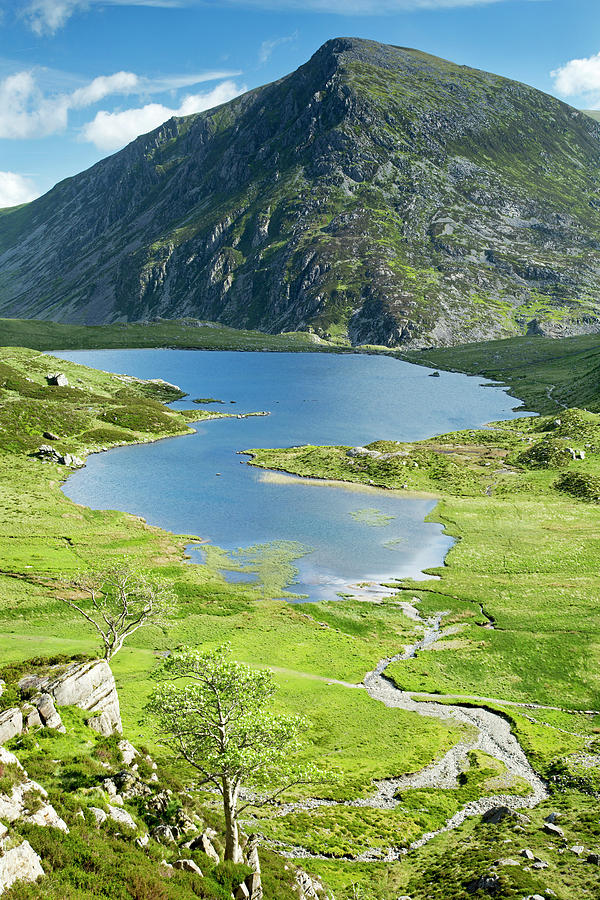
[4,344,600,898]
[0,318,343,353]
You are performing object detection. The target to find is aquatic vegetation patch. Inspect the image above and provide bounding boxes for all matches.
[349,508,396,527]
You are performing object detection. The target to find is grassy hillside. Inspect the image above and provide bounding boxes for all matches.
[0,318,339,352]
[402,331,600,413]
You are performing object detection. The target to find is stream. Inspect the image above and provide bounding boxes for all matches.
[262,603,548,861]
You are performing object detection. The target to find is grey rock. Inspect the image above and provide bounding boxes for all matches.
[570,845,585,855]
[118,739,139,766]
[20,660,122,735]
[152,824,176,844]
[21,703,42,731]
[521,849,535,860]
[0,708,22,745]
[46,374,69,386]
[173,859,203,875]
[34,693,65,732]
[543,822,564,838]
[466,873,500,895]
[107,804,136,830]
[88,806,107,825]
[0,840,44,892]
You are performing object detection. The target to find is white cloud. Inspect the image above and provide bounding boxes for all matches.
[259,33,297,65]
[551,52,600,102]
[0,67,235,140]
[0,170,38,207]
[0,67,140,138]
[80,79,244,150]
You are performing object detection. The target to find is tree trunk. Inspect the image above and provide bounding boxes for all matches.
[223,779,243,862]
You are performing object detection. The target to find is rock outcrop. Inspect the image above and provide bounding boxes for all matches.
[20,660,122,735]
[0,747,68,833]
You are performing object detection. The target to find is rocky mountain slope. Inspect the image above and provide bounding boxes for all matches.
[2,37,600,347]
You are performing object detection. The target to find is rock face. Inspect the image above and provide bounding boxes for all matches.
[0,709,22,745]
[0,841,44,894]
[2,38,600,348]
[20,660,122,735]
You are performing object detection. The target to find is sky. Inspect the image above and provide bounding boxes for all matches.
[0,0,599,207]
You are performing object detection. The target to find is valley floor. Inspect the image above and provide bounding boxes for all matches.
[0,344,599,898]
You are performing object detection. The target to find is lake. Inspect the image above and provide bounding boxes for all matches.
[56,350,525,602]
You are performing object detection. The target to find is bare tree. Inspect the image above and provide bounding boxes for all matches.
[59,562,175,660]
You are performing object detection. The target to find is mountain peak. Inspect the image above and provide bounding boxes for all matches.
[1,41,600,346]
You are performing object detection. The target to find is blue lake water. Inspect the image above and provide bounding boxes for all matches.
[56,350,525,602]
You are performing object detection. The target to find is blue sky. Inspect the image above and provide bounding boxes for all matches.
[0,0,599,207]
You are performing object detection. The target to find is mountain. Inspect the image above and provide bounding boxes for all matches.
[2,37,600,348]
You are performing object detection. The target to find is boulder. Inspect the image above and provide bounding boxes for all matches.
[20,661,122,735]
[34,694,65,732]
[46,373,69,386]
[0,709,22,745]
[543,822,564,838]
[481,806,530,826]
[174,859,203,876]
[521,849,535,860]
[190,831,220,863]
[570,845,586,855]
[152,824,176,844]
[21,704,42,732]
[295,870,324,900]
[0,840,44,893]
[235,883,250,900]
[346,446,381,459]
[466,873,500,895]
[88,807,107,825]
[107,804,136,830]
[118,740,139,766]
[136,833,150,849]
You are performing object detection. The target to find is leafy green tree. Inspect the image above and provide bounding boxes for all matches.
[148,646,323,862]
[59,562,175,661]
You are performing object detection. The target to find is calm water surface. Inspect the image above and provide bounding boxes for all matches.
[57,350,525,601]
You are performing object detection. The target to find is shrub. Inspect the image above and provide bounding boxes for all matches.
[554,471,600,502]
[516,438,573,469]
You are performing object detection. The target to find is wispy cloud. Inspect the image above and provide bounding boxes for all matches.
[0,170,38,206]
[259,32,297,65]
[551,52,600,106]
[22,0,183,35]
[18,0,514,35]
[80,79,244,150]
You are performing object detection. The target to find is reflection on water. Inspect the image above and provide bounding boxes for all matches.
[56,349,526,602]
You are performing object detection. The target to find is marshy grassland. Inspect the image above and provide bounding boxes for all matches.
[1,342,600,898]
